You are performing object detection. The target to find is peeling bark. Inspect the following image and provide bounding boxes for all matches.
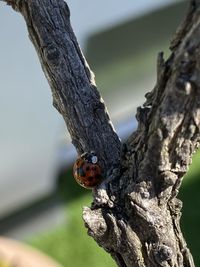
[2,0,200,266]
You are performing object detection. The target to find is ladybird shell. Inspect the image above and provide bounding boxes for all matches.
[73,158,103,189]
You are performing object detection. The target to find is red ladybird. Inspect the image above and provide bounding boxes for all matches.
[73,152,103,189]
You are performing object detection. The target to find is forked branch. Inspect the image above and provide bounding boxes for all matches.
[2,0,200,266]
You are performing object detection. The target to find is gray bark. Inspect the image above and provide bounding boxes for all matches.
[2,0,200,266]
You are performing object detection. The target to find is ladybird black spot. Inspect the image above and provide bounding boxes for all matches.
[92,166,97,171]
[78,168,86,177]
[95,174,102,180]
[86,166,90,171]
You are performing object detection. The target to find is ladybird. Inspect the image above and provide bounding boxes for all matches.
[73,152,103,189]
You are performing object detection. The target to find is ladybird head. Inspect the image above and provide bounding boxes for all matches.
[81,151,98,164]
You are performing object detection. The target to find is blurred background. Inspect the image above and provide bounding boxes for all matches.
[0,0,199,266]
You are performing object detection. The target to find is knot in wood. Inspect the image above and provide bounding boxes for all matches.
[44,44,61,66]
[151,243,173,265]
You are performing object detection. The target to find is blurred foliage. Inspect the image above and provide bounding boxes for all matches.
[0,260,13,267]
[30,169,115,267]
[56,168,87,203]
[29,150,200,267]
[86,1,187,70]
[30,193,115,267]
[179,149,200,266]
[95,42,169,94]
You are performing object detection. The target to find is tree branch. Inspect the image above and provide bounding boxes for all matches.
[2,0,200,266]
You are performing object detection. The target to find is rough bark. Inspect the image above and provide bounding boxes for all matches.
[2,0,200,266]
